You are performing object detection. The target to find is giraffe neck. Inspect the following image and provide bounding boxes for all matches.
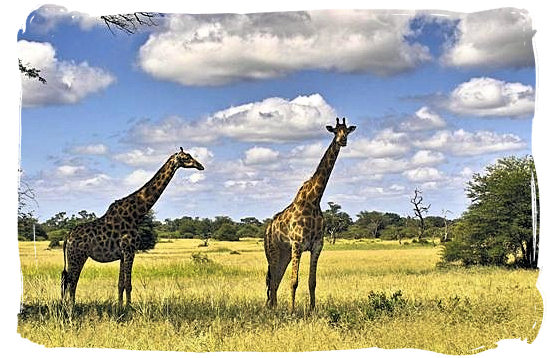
[296,138,341,206]
[133,155,179,210]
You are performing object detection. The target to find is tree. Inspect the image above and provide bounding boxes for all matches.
[323,202,352,244]
[212,216,235,232]
[18,215,48,241]
[214,223,238,241]
[18,170,37,218]
[44,211,69,231]
[441,209,452,243]
[356,211,386,238]
[136,210,158,251]
[442,156,539,268]
[237,217,263,239]
[178,216,198,238]
[410,188,430,242]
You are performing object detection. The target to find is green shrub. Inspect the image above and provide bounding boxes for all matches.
[48,229,68,248]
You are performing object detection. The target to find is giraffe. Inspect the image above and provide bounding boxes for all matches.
[264,117,355,311]
[61,147,204,307]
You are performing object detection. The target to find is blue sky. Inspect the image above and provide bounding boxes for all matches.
[18,6,536,222]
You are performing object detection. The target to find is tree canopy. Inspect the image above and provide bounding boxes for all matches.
[442,156,538,268]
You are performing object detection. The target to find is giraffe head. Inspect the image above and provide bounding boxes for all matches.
[174,147,205,170]
[326,117,356,146]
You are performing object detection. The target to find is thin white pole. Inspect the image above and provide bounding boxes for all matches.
[33,223,37,269]
[531,171,538,266]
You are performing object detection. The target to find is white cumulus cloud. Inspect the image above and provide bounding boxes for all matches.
[441,9,534,69]
[123,169,154,188]
[31,5,99,32]
[138,10,431,86]
[243,147,280,165]
[446,77,535,117]
[403,167,445,182]
[56,165,85,176]
[126,94,336,144]
[344,129,410,158]
[410,150,445,166]
[114,146,213,168]
[416,129,526,156]
[399,107,447,131]
[18,40,115,107]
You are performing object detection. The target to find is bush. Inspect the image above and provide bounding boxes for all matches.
[190,252,211,264]
[48,229,68,248]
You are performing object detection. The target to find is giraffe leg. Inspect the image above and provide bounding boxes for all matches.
[264,230,279,308]
[118,256,125,308]
[268,247,291,308]
[289,243,302,312]
[66,255,87,305]
[308,239,323,311]
[122,251,135,307]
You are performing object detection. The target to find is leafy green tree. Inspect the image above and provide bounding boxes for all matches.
[136,210,158,251]
[323,202,352,244]
[18,214,48,241]
[442,156,539,268]
[195,218,213,239]
[236,225,261,239]
[212,216,235,232]
[356,211,386,238]
[177,216,197,238]
[235,217,262,238]
[240,217,262,226]
[44,211,69,231]
[214,223,238,241]
[48,229,69,248]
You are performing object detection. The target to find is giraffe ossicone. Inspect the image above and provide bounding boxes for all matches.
[61,148,204,307]
[264,117,356,311]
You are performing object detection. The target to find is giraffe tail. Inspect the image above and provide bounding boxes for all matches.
[266,266,272,303]
[61,238,68,299]
[264,223,273,303]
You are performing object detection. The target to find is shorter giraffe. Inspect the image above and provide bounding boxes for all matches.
[264,117,355,311]
[61,148,204,307]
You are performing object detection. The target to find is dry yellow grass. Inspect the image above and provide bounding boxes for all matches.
[17,239,542,353]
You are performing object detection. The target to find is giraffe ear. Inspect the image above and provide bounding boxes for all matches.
[348,126,356,133]
[326,125,335,133]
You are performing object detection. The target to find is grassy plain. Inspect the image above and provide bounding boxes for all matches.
[17,238,542,354]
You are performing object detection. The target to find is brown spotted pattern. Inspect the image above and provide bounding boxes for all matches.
[264,118,356,310]
[61,148,204,307]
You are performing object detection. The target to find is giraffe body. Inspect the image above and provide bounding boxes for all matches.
[61,148,204,307]
[264,118,355,310]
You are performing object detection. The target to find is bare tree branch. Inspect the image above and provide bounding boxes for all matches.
[18,169,38,218]
[18,59,47,84]
[100,12,160,35]
[410,188,430,241]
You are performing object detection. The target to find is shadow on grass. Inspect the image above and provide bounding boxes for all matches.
[19,290,512,332]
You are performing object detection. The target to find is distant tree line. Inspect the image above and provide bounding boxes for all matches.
[19,156,538,268]
[155,216,268,241]
[28,207,449,246]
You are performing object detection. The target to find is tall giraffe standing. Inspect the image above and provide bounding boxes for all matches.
[61,148,204,307]
[264,117,355,310]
